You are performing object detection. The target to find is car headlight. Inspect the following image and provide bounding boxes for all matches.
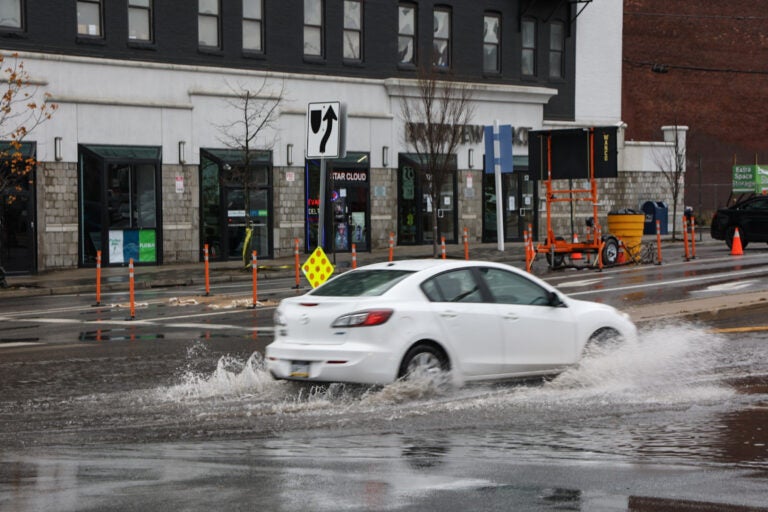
[331,309,394,327]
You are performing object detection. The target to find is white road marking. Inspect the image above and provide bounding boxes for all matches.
[556,278,607,289]
[701,280,757,292]
[568,268,768,296]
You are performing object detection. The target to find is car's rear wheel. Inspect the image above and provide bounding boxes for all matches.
[398,343,449,380]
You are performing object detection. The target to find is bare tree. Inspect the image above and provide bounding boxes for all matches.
[216,78,284,266]
[652,124,686,240]
[0,53,57,287]
[399,66,475,256]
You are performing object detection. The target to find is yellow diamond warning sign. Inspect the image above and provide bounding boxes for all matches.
[302,247,335,288]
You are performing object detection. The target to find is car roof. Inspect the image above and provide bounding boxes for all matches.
[356,259,489,272]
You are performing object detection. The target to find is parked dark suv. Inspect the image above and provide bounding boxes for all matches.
[711,195,768,249]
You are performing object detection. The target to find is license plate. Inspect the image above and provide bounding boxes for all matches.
[290,361,310,378]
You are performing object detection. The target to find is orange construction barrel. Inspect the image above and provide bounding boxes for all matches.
[607,212,645,259]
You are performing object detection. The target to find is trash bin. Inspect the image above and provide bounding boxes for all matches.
[641,201,668,235]
[607,209,645,259]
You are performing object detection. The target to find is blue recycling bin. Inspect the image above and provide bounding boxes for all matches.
[642,201,668,235]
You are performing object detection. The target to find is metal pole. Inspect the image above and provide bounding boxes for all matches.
[318,158,327,249]
[493,120,505,251]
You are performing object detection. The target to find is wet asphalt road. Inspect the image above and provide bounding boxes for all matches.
[1,246,767,511]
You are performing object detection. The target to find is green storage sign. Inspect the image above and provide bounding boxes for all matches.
[733,165,768,194]
[139,229,157,262]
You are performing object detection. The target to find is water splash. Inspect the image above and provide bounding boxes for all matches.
[153,323,735,418]
[545,322,733,403]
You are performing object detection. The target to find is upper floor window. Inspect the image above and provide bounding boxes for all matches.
[483,13,500,74]
[521,18,536,76]
[549,21,564,79]
[432,7,450,68]
[243,0,263,52]
[198,0,220,49]
[77,0,102,37]
[398,4,416,65]
[343,0,362,61]
[0,0,22,29]
[128,0,152,42]
[304,0,323,57]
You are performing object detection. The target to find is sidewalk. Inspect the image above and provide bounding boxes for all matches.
[0,236,717,299]
[0,242,528,298]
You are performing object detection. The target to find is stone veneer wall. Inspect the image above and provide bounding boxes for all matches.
[37,162,79,271]
[161,164,199,263]
[273,166,307,258]
[369,167,397,251]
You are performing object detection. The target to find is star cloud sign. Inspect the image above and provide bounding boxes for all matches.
[306,102,345,159]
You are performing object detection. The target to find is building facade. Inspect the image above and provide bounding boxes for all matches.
[0,0,678,273]
[623,0,768,219]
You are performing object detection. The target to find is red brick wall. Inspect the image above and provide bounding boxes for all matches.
[622,0,768,217]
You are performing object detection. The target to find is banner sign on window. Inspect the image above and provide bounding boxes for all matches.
[108,229,157,263]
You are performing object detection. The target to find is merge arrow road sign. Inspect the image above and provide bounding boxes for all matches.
[307,102,343,158]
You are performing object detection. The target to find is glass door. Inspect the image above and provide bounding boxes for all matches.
[483,171,535,242]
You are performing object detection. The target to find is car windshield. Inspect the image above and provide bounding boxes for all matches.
[310,269,415,297]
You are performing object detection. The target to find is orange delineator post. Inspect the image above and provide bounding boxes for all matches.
[204,243,211,295]
[128,258,136,320]
[463,227,469,260]
[293,238,301,289]
[351,243,357,269]
[388,232,395,262]
[94,250,102,306]
[441,237,446,259]
[524,228,531,271]
[690,215,697,259]
[251,250,258,307]
[682,216,690,261]
[655,219,663,265]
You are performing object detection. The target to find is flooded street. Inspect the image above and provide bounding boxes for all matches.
[2,319,767,510]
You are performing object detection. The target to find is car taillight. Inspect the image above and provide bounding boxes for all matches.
[331,309,394,327]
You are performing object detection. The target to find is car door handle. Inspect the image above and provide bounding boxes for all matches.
[503,313,519,321]
[440,310,459,318]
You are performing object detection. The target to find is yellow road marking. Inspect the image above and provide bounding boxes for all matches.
[711,326,768,334]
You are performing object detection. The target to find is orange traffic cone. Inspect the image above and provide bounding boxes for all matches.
[571,233,583,260]
[731,227,744,256]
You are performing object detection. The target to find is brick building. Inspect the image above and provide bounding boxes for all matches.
[622,0,768,219]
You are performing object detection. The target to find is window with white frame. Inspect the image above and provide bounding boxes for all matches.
[77,0,102,37]
[304,0,323,57]
[243,0,263,52]
[128,0,152,41]
[483,13,500,74]
[521,18,536,76]
[198,0,220,48]
[343,0,362,61]
[0,0,22,29]
[398,4,416,65]
[433,7,450,68]
[549,21,564,79]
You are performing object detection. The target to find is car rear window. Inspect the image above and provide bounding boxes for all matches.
[310,269,415,297]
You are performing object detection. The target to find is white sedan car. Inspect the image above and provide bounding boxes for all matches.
[266,259,636,386]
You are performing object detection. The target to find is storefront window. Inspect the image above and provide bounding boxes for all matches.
[78,145,161,266]
[200,149,273,261]
[398,154,457,245]
[305,152,370,253]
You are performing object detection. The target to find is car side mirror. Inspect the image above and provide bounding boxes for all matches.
[547,291,565,307]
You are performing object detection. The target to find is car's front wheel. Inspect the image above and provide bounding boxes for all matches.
[398,343,449,380]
